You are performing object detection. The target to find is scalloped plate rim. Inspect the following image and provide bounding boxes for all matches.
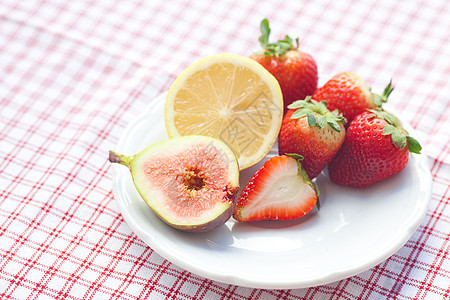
[109,91,432,289]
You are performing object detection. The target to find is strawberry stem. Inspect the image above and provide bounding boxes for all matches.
[289,97,346,132]
[258,18,298,57]
[372,80,394,107]
[371,110,422,154]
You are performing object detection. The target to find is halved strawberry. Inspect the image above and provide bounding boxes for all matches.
[233,155,319,222]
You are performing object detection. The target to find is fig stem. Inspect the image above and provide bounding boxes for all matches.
[108,150,132,167]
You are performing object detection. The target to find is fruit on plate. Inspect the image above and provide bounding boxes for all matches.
[278,96,347,179]
[250,18,318,113]
[233,155,319,222]
[328,110,422,188]
[313,72,393,124]
[108,135,240,232]
[165,53,283,170]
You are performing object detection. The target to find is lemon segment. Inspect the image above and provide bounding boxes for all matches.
[165,53,283,170]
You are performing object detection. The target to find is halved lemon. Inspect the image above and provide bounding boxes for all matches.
[165,53,283,170]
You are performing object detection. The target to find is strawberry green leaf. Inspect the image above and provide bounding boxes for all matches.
[391,128,407,149]
[296,161,319,211]
[313,181,320,196]
[406,136,422,154]
[316,115,326,129]
[312,181,320,210]
[285,153,304,160]
[288,100,309,109]
[307,113,317,127]
[338,115,347,123]
[289,98,345,132]
[384,114,395,125]
[331,110,347,123]
[327,120,341,132]
[372,109,401,127]
[291,109,307,119]
[257,18,297,57]
[377,110,420,151]
[258,18,270,48]
[382,124,395,135]
[382,80,394,100]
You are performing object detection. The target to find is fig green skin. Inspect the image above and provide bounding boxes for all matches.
[159,189,238,233]
[109,135,240,233]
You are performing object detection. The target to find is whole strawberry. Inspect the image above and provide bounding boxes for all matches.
[313,72,393,124]
[278,97,347,179]
[250,19,318,113]
[233,155,319,222]
[328,110,422,188]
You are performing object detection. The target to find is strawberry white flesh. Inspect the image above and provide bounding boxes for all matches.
[233,155,318,222]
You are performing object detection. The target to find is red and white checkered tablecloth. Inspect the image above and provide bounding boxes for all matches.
[0,0,448,299]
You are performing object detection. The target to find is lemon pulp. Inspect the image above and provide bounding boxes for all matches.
[165,54,283,170]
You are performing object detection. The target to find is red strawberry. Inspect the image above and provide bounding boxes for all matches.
[278,97,347,179]
[233,155,318,222]
[313,72,393,124]
[328,110,422,188]
[250,19,318,113]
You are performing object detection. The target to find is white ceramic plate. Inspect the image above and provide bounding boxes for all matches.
[110,92,431,289]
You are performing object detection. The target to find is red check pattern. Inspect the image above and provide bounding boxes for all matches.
[0,0,449,299]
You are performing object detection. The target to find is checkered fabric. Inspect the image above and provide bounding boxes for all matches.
[1,0,449,299]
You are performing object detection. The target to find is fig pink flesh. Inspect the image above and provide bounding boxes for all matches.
[142,143,233,219]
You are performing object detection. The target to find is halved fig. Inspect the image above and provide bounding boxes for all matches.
[109,135,240,232]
